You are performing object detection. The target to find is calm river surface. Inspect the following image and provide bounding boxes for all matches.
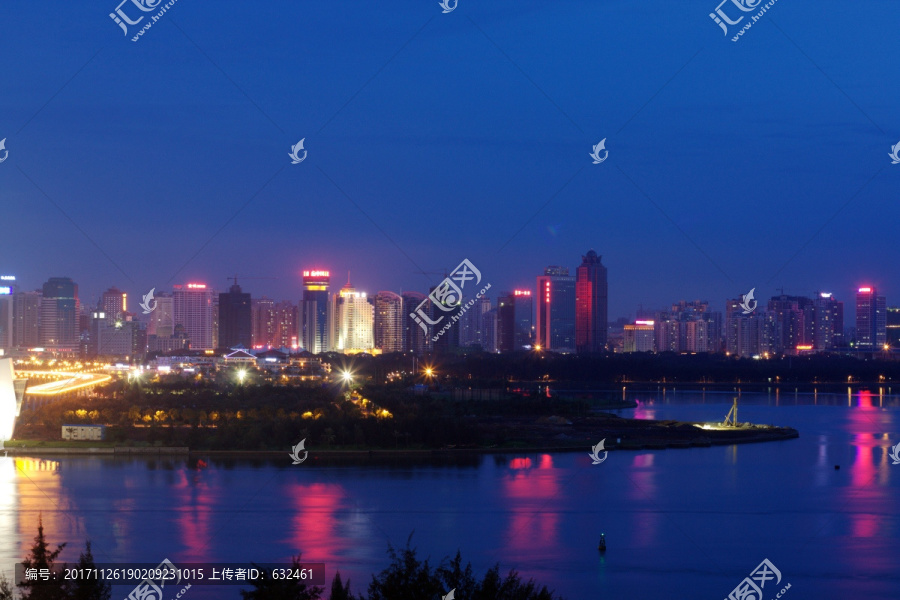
[1,389,899,599]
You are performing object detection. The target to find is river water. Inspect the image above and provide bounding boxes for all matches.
[1,389,898,599]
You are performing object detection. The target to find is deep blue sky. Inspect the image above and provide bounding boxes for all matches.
[1,0,898,319]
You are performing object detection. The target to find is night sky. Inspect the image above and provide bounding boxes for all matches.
[1,0,898,319]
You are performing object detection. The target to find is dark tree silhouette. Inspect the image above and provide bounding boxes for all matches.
[69,542,110,600]
[19,515,67,600]
[328,571,352,600]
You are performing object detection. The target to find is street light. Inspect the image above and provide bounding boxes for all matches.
[237,370,247,384]
[341,370,353,383]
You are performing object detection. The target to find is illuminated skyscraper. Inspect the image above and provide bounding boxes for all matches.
[855,286,886,349]
[575,250,608,353]
[536,266,576,352]
[513,290,534,349]
[813,292,843,350]
[218,283,252,349]
[100,287,127,325]
[173,283,215,350]
[374,291,403,353]
[273,301,298,349]
[39,277,79,349]
[330,281,374,354]
[301,270,330,354]
[624,320,655,352]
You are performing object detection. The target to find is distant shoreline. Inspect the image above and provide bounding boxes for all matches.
[3,423,798,458]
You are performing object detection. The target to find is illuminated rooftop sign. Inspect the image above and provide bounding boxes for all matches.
[303,270,330,277]
[186,283,207,289]
[0,276,14,281]
[635,320,655,326]
[0,287,11,295]
[858,287,872,293]
[514,290,532,296]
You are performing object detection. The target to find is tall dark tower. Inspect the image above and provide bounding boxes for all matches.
[575,250,608,353]
[218,283,252,349]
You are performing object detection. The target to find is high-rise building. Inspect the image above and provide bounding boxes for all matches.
[855,286,886,349]
[147,292,174,338]
[725,296,763,358]
[330,281,374,354]
[536,266,576,352]
[575,250,608,353]
[513,290,534,349]
[273,301,298,349]
[654,319,681,352]
[624,320,656,352]
[402,291,428,354]
[495,290,533,352]
[0,278,14,351]
[218,283,252,349]
[373,291,404,354]
[496,293,515,353]
[301,270,330,354]
[90,310,136,356]
[12,290,40,349]
[100,287,127,325]
[459,296,491,349]
[887,307,900,349]
[813,292,843,350]
[252,296,277,348]
[482,307,498,353]
[762,294,813,354]
[39,277,79,348]
[173,283,215,350]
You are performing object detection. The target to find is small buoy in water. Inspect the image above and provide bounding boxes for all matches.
[598,533,607,552]
[834,465,840,470]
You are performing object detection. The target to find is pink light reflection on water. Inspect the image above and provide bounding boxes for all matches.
[172,467,214,561]
[501,454,561,560]
[285,482,350,565]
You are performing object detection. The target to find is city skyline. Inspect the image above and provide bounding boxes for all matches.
[0,266,889,325]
